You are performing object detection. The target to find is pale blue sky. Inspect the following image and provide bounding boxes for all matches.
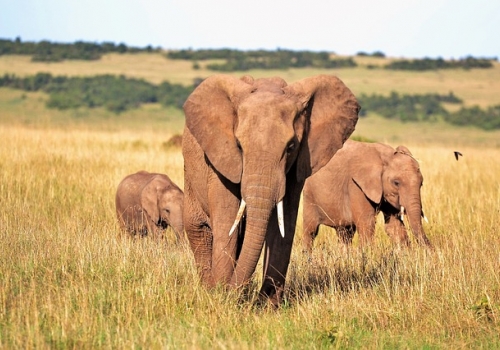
[1,0,499,59]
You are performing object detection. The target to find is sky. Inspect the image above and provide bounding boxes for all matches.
[1,0,499,59]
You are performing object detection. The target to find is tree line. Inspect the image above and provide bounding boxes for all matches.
[0,38,159,62]
[1,39,496,70]
[0,73,193,113]
[358,92,500,130]
[168,48,357,70]
[167,48,496,71]
[1,72,499,129]
[383,56,495,71]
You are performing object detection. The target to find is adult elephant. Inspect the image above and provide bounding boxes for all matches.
[115,171,185,242]
[302,140,432,253]
[182,74,360,306]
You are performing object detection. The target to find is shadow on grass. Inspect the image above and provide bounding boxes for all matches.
[286,247,422,303]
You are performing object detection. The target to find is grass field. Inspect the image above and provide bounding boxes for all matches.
[0,53,499,348]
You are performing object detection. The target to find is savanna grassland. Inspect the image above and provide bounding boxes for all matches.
[0,53,499,349]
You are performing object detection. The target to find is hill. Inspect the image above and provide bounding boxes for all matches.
[1,49,500,146]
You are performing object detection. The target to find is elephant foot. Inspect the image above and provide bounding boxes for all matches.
[259,280,285,309]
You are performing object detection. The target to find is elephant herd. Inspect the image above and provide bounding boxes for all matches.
[115,74,432,307]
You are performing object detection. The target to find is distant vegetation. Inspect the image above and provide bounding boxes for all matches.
[1,72,499,129]
[0,37,159,62]
[167,48,496,72]
[0,73,193,113]
[1,39,499,129]
[356,51,386,58]
[358,92,500,130]
[358,92,462,121]
[445,105,500,130]
[384,56,496,71]
[167,48,357,71]
[1,38,496,71]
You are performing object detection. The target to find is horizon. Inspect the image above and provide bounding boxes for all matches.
[1,36,498,61]
[1,0,499,60]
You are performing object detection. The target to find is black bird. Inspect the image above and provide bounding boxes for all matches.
[454,151,463,160]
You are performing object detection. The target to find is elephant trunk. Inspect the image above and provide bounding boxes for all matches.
[229,169,281,287]
[171,219,185,242]
[403,197,431,247]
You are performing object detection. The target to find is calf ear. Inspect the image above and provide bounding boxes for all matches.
[141,178,161,224]
[351,148,384,204]
[395,145,412,155]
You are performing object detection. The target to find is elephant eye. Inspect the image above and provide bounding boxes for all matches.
[392,180,400,187]
[236,139,242,152]
[286,141,296,153]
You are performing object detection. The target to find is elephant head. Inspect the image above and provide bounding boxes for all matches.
[183,74,359,303]
[351,143,431,246]
[141,174,185,241]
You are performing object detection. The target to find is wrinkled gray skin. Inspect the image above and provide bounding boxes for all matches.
[182,74,359,306]
[116,171,185,242]
[302,140,432,253]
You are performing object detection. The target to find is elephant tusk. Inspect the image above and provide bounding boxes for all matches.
[277,200,285,237]
[421,209,429,223]
[400,206,405,222]
[229,199,246,236]
[422,212,429,223]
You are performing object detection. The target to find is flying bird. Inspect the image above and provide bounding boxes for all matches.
[454,151,463,160]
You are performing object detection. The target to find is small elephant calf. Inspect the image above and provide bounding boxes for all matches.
[302,140,432,252]
[115,171,185,242]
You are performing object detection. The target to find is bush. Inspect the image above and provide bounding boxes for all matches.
[0,38,160,62]
[385,56,494,71]
[358,92,462,122]
[358,91,500,130]
[0,73,194,113]
[445,105,500,130]
[356,51,386,58]
[169,48,356,71]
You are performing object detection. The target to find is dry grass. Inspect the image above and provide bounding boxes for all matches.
[1,53,499,348]
[0,87,186,133]
[0,122,499,349]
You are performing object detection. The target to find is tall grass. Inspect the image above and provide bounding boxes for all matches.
[1,123,499,348]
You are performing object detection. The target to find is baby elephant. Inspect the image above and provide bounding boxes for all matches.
[115,171,185,242]
[302,140,432,252]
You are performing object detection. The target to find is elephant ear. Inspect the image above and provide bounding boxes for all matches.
[350,144,384,204]
[286,75,360,181]
[395,145,412,156]
[183,75,254,184]
[141,177,161,224]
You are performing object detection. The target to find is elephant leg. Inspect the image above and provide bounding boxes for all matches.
[353,214,376,248]
[183,184,215,286]
[130,208,147,236]
[336,225,355,255]
[350,189,377,247]
[184,218,214,286]
[383,213,410,246]
[260,179,303,307]
[208,174,240,285]
[260,210,295,307]
[336,225,355,245]
[302,206,320,255]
